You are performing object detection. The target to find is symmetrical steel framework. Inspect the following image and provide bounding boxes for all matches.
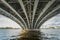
[0,0,60,29]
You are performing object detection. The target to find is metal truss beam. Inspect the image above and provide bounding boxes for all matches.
[0,8,25,29]
[34,0,56,28]
[1,0,27,29]
[18,0,30,29]
[32,0,39,29]
[37,5,60,28]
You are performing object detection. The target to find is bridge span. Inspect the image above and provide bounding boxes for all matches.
[0,0,60,29]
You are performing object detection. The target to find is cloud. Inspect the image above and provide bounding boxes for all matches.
[0,15,21,28]
[42,14,60,27]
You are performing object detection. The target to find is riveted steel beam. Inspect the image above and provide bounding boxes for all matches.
[37,5,60,29]
[1,0,27,29]
[34,0,56,28]
[18,0,30,29]
[0,8,25,29]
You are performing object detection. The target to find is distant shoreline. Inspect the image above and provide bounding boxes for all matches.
[0,28,20,29]
[40,28,60,29]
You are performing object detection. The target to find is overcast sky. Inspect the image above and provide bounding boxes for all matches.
[0,13,60,28]
[41,13,60,28]
[0,15,21,28]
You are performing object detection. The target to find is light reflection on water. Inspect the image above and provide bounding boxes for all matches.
[0,29,21,40]
[0,29,60,40]
[41,29,60,40]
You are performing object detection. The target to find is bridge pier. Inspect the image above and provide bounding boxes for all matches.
[18,29,42,40]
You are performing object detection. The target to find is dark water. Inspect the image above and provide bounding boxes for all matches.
[0,29,60,40]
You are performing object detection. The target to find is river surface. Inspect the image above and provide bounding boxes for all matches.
[0,29,60,40]
[40,29,60,40]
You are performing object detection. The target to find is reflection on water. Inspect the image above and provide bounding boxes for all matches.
[0,29,60,40]
[17,30,42,40]
[0,29,21,40]
[41,29,60,40]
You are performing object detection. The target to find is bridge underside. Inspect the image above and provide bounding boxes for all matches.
[0,0,60,29]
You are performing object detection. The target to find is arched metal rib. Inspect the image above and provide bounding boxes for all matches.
[0,8,25,29]
[34,0,56,28]
[18,0,30,29]
[32,0,39,29]
[1,0,27,29]
[37,5,60,28]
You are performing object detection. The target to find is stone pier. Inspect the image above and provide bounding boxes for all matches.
[18,29,42,40]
